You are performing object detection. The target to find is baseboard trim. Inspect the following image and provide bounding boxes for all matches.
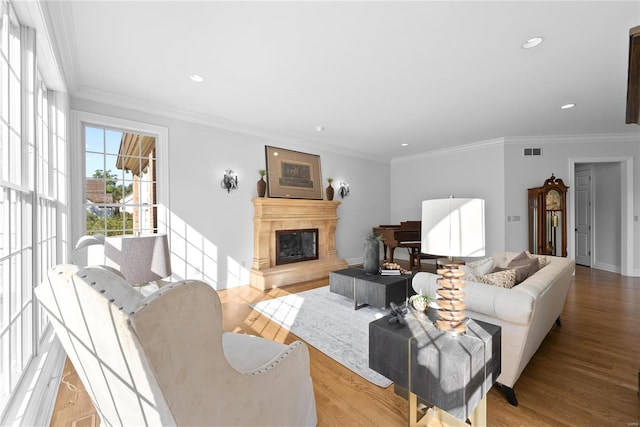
[592,262,620,274]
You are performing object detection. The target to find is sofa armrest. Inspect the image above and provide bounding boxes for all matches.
[412,272,535,325]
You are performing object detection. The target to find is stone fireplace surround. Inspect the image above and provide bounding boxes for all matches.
[250,198,348,290]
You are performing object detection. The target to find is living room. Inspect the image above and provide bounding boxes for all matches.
[2,0,639,426]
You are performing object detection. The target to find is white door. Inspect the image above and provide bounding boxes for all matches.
[575,167,592,266]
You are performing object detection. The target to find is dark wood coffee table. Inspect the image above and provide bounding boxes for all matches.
[329,267,416,310]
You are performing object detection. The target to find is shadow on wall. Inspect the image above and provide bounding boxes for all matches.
[166,211,249,289]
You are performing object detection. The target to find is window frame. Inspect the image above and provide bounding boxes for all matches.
[70,111,169,245]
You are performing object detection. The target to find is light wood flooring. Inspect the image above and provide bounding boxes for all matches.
[50,264,640,426]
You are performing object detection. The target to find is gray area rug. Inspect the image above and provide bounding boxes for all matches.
[251,286,393,387]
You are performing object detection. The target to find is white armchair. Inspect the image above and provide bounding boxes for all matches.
[36,264,317,426]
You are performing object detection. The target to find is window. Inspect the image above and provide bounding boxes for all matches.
[83,127,158,236]
[0,1,65,418]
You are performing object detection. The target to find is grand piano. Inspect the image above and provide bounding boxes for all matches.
[373,221,438,270]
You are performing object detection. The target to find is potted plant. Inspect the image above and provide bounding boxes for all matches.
[326,178,335,200]
[409,291,432,312]
[257,169,267,197]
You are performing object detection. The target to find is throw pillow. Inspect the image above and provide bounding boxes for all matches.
[467,257,494,276]
[525,251,550,269]
[474,269,517,289]
[507,253,540,284]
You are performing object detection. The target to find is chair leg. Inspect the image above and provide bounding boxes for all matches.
[500,384,518,406]
[556,316,562,327]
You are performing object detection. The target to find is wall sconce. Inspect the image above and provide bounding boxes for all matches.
[221,169,238,193]
[339,181,350,199]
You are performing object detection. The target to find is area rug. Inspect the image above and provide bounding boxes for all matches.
[251,286,393,387]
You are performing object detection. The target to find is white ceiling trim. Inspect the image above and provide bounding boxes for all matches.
[40,0,81,92]
[73,85,389,164]
[391,138,506,163]
[505,133,640,145]
[12,0,66,91]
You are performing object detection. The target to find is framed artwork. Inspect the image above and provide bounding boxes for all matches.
[265,146,323,199]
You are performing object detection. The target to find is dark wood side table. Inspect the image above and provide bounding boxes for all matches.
[369,309,501,426]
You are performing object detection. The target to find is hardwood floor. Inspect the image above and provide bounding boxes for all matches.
[50,264,640,426]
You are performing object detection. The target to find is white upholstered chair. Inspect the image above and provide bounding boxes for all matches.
[36,264,317,426]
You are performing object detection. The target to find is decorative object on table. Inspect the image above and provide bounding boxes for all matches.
[421,197,485,335]
[527,174,568,257]
[338,181,350,199]
[257,169,267,197]
[388,302,407,325]
[362,233,381,275]
[326,177,334,200]
[221,169,238,193]
[380,261,409,275]
[264,146,322,199]
[408,291,431,312]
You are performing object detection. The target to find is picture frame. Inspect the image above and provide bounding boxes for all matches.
[265,146,323,199]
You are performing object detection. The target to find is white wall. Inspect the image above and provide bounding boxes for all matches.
[390,140,506,259]
[71,98,391,288]
[389,133,640,276]
[503,134,639,275]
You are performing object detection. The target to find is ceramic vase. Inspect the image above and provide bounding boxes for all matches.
[257,177,267,197]
[362,236,380,275]
[326,185,334,201]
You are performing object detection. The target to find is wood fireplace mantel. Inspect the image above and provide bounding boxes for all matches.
[250,198,348,290]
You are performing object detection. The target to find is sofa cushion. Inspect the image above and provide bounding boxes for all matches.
[505,252,540,284]
[526,251,550,269]
[467,257,494,276]
[474,268,517,288]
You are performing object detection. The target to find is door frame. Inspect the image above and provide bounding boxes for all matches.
[568,156,634,276]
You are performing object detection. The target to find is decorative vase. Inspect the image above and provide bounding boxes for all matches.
[257,176,267,197]
[362,236,380,275]
[326,185,334,201]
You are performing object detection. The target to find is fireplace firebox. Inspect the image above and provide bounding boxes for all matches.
[276,229,319,265]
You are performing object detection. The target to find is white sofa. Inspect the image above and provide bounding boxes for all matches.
[412,251,575,405]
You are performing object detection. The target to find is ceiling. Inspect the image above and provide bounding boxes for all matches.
[40,1,640,160]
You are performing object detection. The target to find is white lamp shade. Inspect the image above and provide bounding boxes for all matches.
[421,198,486,257]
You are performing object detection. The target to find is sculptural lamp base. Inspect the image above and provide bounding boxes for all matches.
[435,262,467,335]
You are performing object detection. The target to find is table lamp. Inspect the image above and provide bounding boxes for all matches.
[421,197,485,335]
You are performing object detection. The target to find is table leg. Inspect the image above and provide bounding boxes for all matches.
[409,392,487,427]
[468,395,486,426]
[408,392,428,427]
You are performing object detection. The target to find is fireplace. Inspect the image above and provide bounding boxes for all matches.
[250,198,348,290]
[276,229,319,265]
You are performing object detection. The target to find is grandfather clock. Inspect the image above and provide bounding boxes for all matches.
[528,174,569,257]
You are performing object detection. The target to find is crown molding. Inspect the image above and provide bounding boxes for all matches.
[39,0,82,93]
[505,133,640,145]
[73,85,388,165]
[391,137,506,163]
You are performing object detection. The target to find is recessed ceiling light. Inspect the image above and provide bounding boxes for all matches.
[190,74,204,82]
[560,103,576,109]
[316,126,325,132]
[522,37,543,49]
[401,143,409,147]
